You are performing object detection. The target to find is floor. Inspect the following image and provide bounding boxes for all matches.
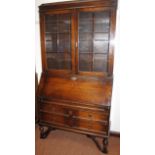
[35,125,120,155]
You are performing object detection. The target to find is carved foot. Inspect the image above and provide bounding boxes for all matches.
[86,135,102,152]
[39,126,55,139]
[86,135,108,154]
[102,137,108,153]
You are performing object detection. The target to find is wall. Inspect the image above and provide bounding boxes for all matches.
[35,0,120,132]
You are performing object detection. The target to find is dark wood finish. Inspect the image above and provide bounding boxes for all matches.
[39,0,117,13]
[87,135,102,151]
[103,137,109,153]
[35,72,39,123]
[108,8,117,76]
[39,126,55,139]
[38,0,117,153]
[40,102,110,121]
[38,76,112,105]
[40,14,47,72]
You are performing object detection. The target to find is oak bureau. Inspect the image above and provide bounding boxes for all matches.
[37,0,117,153]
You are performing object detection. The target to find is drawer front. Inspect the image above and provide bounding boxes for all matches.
[40,111,108,134]
[40,102,109,122]
[40,103,65,115]
[74,110,109,121]
[75,118,108,134]
[39,102,109,134]
[40,112,65,125]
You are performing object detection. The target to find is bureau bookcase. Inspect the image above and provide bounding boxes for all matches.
[37,0,117,153]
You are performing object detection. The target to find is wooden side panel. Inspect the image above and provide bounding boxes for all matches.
[39,14,47,71]
[108,8,117,76]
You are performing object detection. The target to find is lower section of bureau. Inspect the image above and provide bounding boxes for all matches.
[40,112,108,135]
[38,100,110,153]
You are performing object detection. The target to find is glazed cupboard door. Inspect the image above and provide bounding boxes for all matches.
[40,11,75,73]
[77,8,114,76]
[40,8,115,76]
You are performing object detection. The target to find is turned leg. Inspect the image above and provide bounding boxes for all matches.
[39,126,55,139]
[102,137,108,153]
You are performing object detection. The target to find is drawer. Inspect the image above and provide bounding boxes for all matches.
[40,111,108,134]
[40,111,76,128]
[75,118,108,133]
[40,112,65,125]
[40,103,65,115]
[40,102,109,122]
[74,109,109,121]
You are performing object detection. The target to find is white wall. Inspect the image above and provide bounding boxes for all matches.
[110,5,120,132]
[35,0,120,132]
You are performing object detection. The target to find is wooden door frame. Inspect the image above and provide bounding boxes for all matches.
[74,7,116,77]
[39,5,117,77]
[39,9,76,75]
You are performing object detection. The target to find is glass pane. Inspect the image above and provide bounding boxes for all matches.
[47,53,71,70]
[94,33,109,41]
[79,12,93,33]
[79,21,92,33]
[45,14,71,70]
[78,11,110,72]
[79,33,92,41]
[93,54,108,72]
[94,12,110,33]
[58,33,70,52]
[79,53,92,71]
[59,15,71,33]
[94,41,109,53]
[45,15,57,33]
[79,40,92,53]
[45,33,57,52]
